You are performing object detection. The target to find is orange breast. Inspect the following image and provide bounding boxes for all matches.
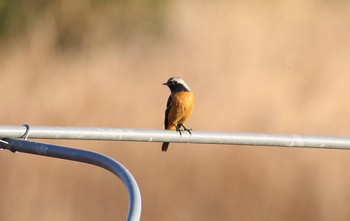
[167,91,194,130]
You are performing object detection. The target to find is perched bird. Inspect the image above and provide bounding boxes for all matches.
[162,77,194,151]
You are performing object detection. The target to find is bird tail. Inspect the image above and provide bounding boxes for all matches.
[162,142,169,152]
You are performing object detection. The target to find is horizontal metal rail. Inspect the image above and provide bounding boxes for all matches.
[0,138,142,221]
[0,125,350,150]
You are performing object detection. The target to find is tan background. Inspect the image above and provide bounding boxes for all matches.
[1,0,350,220]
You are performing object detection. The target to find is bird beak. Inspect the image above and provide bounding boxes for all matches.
[162,82,168,85]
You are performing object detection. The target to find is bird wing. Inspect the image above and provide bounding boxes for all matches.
[164,95,172,129]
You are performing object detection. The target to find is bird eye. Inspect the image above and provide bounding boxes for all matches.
[173,81,178,85]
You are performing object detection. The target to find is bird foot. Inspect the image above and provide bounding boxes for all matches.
[176,124,192,135]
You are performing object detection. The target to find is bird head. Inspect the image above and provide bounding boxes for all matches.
[163,77,191,93]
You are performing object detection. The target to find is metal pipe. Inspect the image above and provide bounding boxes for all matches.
[1,125,350,150]
[1,138,142,221]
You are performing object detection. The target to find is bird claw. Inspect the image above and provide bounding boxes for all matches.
[176,124,192,135]
[184,128,192,135]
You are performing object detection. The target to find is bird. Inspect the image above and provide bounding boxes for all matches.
[162,77,194,151]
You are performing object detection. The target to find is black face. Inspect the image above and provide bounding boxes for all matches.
[163,77,190,93]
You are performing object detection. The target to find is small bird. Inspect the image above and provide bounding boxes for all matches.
[162,77,194,151]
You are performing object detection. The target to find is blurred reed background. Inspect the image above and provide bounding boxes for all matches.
[1,0,350,220]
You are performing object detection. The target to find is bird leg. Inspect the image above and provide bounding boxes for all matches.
[177,123,192,135]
